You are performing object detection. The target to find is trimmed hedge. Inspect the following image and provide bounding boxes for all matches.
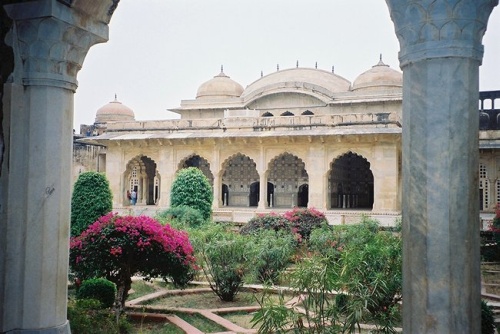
[76,278,116,309]
[170,167,213,221]
[71,172,112,237]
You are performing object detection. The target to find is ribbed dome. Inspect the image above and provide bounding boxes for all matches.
[196,69,244,99]
[95,96,135,123]
[241,67,351,102]
[352,57,402,92]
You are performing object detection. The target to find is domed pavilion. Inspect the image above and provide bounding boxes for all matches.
[83,60,404,224]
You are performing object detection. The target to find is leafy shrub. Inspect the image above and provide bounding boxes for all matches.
[240,208,328,243]
[76,278,116,309]
[157,205,205,229]
[283,207,329,241]
[191,223,253,301]
[307,224,342,259]
[252,218,402,334]
[70,213,196,313]
[71,172,113,237]
[67,299,130,334]
[253,255,343,333]
[170,167,213,221]
[482,300,495,334]
[250,230,294,284]
[335,219,402,333]
[240,213,291,235]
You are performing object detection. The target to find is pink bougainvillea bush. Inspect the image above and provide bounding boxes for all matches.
[70,213,196,310]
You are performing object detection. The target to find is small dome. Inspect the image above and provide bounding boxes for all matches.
[352,57,402,92]
[196,68,243,99]
[95,96,135,123]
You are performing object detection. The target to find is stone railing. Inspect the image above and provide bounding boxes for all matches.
[104,112,401,133]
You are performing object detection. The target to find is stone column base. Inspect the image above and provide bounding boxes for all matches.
[5,322,70,334]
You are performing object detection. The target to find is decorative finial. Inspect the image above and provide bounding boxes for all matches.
[296,60,299,68]
[261,70,263,78]
[114,93,117,101]
[332,66,335,74]
[375,54,388,67]
[221,64,224,73]
[277,64,279,71]
[315,62,318,69]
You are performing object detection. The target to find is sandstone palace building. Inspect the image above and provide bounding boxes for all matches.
[77,59,500,226]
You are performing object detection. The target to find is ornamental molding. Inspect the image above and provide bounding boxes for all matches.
[4,0,108,91]
[385,0,498,66]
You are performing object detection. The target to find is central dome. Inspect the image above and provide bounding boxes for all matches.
[241,67,351,102]
[196,69,244,99]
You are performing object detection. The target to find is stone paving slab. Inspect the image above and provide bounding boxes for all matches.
[198,310,256,333]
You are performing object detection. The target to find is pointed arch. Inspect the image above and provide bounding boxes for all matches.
[221,153,259,207]
[178,154,214,186]
[302,110,314,115]
[268,152,308,208]
[123,155,159,206]
[328,151,373,209]
[262,111,274,117]
[280,111,294,116]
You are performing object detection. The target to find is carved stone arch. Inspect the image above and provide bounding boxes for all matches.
[221,153,259,207]
[123,154,159,206]
[328,151,373,209]
[262,111,274,117]
[220,151,260,170]
[267,152,308,208]
[280,111,294,116]
[178,153,214,186]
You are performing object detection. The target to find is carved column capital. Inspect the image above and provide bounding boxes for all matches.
[4,0,108,91]
[386,0,498,67]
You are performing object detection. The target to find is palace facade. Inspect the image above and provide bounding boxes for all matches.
[80,59,402,225]
[78,60,500,227]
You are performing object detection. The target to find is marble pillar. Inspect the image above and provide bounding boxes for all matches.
[385,1,497,332]
[213,172,221,209]
[0,1,108,332]
[258,171,267,209]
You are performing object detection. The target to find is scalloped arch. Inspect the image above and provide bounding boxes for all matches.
[221,152,258,170]
[268,152,309,178]
[178,153,214,185]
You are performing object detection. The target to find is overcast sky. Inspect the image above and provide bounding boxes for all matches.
[73,0,500,132]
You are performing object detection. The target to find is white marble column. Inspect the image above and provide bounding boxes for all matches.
[258,171,267,209]
[385,1,497,332]
[212,172,221,209]
[0,1,108,333]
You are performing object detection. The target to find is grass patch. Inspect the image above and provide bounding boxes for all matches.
[175,312,227,332]
[222,311,255,329]
[146,290,280,309]
[129,281,158,300]
[130,320,184,334]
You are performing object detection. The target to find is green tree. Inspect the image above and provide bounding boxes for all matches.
[190,223,253,302]
[71,172,113,237]
[170,167,213,221]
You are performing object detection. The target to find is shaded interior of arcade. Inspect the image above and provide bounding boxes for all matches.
[123,151,374,210]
